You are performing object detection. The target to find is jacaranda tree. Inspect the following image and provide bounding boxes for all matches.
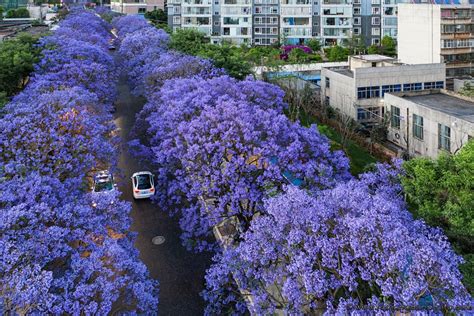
[0,9,159,314]
[203,163,472,314]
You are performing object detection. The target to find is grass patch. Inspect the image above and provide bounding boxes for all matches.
[297,110,377,175]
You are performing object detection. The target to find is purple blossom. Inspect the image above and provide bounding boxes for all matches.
[203,163,472,314]
[0,10,158,314]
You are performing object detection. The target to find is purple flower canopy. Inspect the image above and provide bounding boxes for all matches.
[0,10,158,314]
[203,163,472,314]
[114,11,471,314]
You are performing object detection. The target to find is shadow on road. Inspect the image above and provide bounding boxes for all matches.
[114,75,212,315]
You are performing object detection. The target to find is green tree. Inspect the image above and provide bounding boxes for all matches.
[0,91,7,110]
[169,28,209,55]
[459,82,474,98]
[197,44,252,79]
[401,141,474,292]
[6,7,30,18]
[0,33,41,97]
[326,45,349,62]
[144,9,167,24]
[287,48,309,64]
[344,34,366,55]
[0,6,4,20]
[243,46,282,67]
[306,39,321,52]
[367,44,379,54]
[401,142,474,239]
[380,35,396,56]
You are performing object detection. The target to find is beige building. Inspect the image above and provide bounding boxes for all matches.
[320,55,446,125]
[385,90,474,158]
[398,3,474,82]
[110,0,164,15]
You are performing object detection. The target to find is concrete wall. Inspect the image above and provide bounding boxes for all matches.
[385,92,474,158]
[321,62,446,121]
[398,4,441,65]
[253,61,348,78]
[111,0,164,14]
[321,68,356,119]
[354,63,446,88]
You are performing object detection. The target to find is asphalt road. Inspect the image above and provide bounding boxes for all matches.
[114,75,212,315]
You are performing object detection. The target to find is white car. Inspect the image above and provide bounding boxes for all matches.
[91,170,116,207]
[131,171,155,199]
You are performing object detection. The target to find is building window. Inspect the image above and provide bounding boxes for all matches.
[357,108,367,121]
[372,7,380,15]
[382,84,402,96]
[325,77,330,88]
[354,7,360,15]
[372,17,380,25]
[357,86,380,99]
[371,38,380,45]
[413,114,424,140]
[354,17,361,25]
[325,96,330,106]
[354,0,360,3]
[357,107,380,121]
[391,105,400,129]
[403,83,422,91]
[371,0,380,3]
[173,16,180,24]
[424,81,444,89]
[438,123,451,151]
[138,7,146,13]
[371,27,380,36]
[353,27,360,35]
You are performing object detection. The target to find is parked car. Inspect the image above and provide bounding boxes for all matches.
[91,170,116,207]
[131,171,155,199]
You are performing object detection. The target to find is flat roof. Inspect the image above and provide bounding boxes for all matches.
[402,93,474,123]
[351,54,395,62]
[331,68,354,78]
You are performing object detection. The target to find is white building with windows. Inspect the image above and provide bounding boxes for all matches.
[320,55,446,125]
[169,0,444,46]
[385,90,474,158]
[398,3,474,80]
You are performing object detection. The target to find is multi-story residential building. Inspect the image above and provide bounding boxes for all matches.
[385,89,474,158]
[321,0,352,46]
[398,3,474,82]
[110,0,164,14]
[167,0,473,47]
[253,0,279,45]
[320,54,446,125]
[219,0,253,44]
[280,0,312,44]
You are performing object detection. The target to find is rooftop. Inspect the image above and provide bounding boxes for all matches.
[351,54,395,62]
[331,67,354,78]
[400,91,474,123]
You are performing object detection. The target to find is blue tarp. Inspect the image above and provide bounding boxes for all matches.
[269,157,303,187]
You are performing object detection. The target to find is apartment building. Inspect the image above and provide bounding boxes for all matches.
[321,0,352,46]
[167,0,406,45]
[253,0,279,45]
[385,90,474,158]
[398,3,474,81]
[320,55,446,125]
[110,0,164,14]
